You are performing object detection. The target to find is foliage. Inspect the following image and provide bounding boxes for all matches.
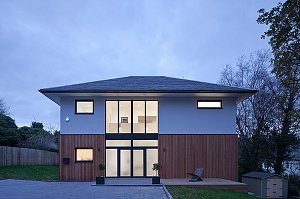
[17,126,58,152]
[0,165,58,181]
[166,187,256,199]
[286,173,300,196]
[0,114,19,146]
[0,98,10,116]
[97,163,105,176]
[220,50,277,177]
[257,0,300,174]
[97,163,106,171]
[31,122,44,129]
[152,163,160,176]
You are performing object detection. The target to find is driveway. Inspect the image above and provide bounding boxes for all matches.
[0,179,169,199]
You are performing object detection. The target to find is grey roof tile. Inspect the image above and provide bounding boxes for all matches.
[39,76,257,93]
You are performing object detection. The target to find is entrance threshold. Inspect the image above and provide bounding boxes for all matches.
[91,178,163,186]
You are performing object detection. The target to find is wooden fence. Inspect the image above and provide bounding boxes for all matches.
[0,146,58,166]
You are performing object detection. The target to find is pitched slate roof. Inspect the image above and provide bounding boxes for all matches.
[39,76,256,93]
[242,172,286,180]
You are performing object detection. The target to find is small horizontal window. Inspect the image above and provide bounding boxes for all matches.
[75,148,93,162]
[197,100,222,109]
[133,140,158,147]
[106,140,131,147]
[75,100,94,114]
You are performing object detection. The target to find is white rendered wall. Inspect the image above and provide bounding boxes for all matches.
[60,96,237,134]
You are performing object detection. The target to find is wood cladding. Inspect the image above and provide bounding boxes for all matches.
[60,134,105,181]
[60,134,237,181]
[158,134,238,181]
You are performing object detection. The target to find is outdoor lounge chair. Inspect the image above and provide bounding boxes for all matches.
[187,168,204,182]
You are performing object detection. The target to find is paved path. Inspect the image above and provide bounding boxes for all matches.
[0,179,168,199]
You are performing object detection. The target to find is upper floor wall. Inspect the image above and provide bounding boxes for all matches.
[60,96,237,134]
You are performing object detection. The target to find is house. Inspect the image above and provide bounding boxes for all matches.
[39,76,256,181]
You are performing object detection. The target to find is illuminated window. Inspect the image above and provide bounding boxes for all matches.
[75,148,93,162]
[133,140,158,147]
[106,100,158,134]
[75,100,94,114]
[106,140,131,147]
[197,100,222,109]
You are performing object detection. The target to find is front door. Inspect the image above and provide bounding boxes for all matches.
[106,147,157,177]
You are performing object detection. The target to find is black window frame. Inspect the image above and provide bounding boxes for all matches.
[75,147,94,163]
[75,99,94,114]
[197,100,223,109]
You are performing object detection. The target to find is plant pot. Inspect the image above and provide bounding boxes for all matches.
[96,176,105,184]
[152,176,160,184]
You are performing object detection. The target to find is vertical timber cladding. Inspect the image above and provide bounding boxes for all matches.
[158,134,238,181]
[60,134,105,181]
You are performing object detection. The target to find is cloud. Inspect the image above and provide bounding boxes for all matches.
[0,0,279,127]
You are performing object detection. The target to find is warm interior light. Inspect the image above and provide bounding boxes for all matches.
[76,101,93,113]
[197,101,222,108]
[76,149,93,161]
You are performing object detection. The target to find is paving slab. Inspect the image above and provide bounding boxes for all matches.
[0,179,168,199]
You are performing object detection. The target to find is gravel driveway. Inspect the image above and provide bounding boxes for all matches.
[0,179,169,199]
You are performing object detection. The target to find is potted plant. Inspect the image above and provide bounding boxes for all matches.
[152,163,160,184]
[96,163,105,184]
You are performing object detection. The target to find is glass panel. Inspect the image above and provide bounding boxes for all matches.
[106,101,118,133]
[106,149,117,177]
[133,150,144,176]
[197,101,222,108]
[76,149,93,161]
[106,140,131,147]
[146,101,158,133]
[120,150,131,176]
[133,140,158,147]
[119,101,131,133]
[133,101,145,133]
[147,149,158,176]
[76,101,93,113]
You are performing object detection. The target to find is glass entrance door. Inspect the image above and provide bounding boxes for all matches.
[120,150,131,177]
[106,147,158,177]
[133,150,144,177]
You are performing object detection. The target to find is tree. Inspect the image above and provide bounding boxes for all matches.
[219,50,278,176]
[0,114,19,146]
[17,122,59,152]
[258,0,300,174]
[0,98,10,116]
[31,122,44,129]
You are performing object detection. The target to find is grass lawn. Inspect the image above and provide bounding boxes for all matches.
[167,186,256,199]
[0,165,58,181]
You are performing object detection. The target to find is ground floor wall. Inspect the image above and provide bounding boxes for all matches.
[59,134,237,181]
[60,134,105,181]
[158,134,238,181]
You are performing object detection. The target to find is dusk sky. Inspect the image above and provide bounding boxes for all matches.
[0,0,280,129]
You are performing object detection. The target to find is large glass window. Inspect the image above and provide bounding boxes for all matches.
[146,101,158,133]
[75,100,94,114]
[106,101,118,133]
[75,148,93,162]
[133,101,145,133]
[133,150,144,176]
[120,150,131,176]
[105,100,158,134]
[119,101,131,133]
[147,149,158,176]
[106,149,117,177]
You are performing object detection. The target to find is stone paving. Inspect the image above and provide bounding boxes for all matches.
[0,179,169,199]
